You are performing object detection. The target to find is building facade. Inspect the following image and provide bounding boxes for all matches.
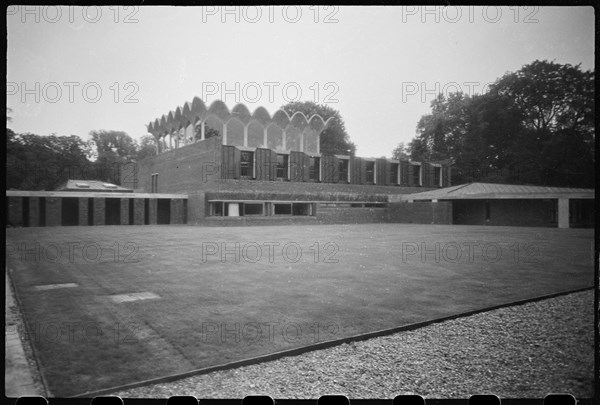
[399,183,594,228]
[124,98,452,225]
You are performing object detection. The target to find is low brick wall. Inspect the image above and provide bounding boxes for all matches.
[93,198,105,226]
[133,199,145,225]
[316,206,390,224]
[388,201,453,224]
[202,216,319,227]
[78,198,89,226]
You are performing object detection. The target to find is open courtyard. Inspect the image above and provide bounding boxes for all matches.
[5,224,594,396]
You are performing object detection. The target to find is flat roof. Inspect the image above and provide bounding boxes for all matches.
[403,182,594,200]
[57,180,134,192]
[6,191,187,199]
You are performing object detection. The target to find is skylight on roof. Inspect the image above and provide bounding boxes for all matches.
[103,183,117,188]
[75,182,90,188]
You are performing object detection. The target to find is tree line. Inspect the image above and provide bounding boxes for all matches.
[6,129,157,190]
[392,60,594,188]
[7,60,592,190]
[6,101,357,190]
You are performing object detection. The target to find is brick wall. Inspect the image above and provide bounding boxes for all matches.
[133,199,145,225]
[388,201,453,224]
[132,137,222,194]
[316,206,390,224]
[132,138,445,196]
[202,179,429,199]
[93,198,105,226]
[120,198,129,225]
[452,199,556,227]
[78,198,88,226]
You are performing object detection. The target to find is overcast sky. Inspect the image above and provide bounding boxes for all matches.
[7,6,595,158]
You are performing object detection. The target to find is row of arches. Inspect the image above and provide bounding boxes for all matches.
[146,98,333,155]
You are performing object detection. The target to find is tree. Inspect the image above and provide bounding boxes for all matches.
[491,60,594,136]
[89,130,138,185]
[391,142,409,160]
[135,135,157,161]
[90,130,138,162]
[489,60,594,187]
[7,132,93,190]
[406,60,594,187]
[280,101,356,156]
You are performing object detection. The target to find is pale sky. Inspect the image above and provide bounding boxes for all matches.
[7,6,595,158]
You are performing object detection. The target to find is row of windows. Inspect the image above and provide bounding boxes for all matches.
[319,202,388,208]
[240,151,442,185]
[242,152,322,181]
[209,201,315,217]
[208,200,389,217]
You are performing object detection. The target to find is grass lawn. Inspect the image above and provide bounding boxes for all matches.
[5,224,594,396]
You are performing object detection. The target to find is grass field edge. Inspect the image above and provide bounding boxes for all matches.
[6,267,53,397]
[69,285,595,399]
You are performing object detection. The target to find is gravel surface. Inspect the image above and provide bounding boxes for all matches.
[113,290,593,399]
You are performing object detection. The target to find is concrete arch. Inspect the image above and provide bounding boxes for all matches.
[252,106,271,126]
[272,109,291,129]
[204,115,224,138]
[266,123,284,151]
[307,114,327,133]
[231,103,252,124]
[208,100,231,122]
[191,97,208,121]
[247,120,265,148]
[290,111,309,131]
[225,117,245,146]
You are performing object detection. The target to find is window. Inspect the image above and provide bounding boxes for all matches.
[365,203,386,208]
[365,161,375,183]
[209,201,314,217]
[243,203,263,216]
[412,165,421,186]
[151,173,158,193]
[485,201,491,221]
[277,154,288,180]
[390,163,399,185]
[274,203,292,215]
[433,166,442,187]
[241,151,254,178]
[211,202,228,216]
[309,157,320,181]
[338,159,349,183]
[292,203,312,216]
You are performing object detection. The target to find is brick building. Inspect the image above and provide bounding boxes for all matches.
[400,183,594,228]
[124,98,452,225]
[7,99,591,228]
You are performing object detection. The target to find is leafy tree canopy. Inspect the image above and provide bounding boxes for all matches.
[393,60,594,187]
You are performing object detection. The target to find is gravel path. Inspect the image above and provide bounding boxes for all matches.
[114,290,594,399]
